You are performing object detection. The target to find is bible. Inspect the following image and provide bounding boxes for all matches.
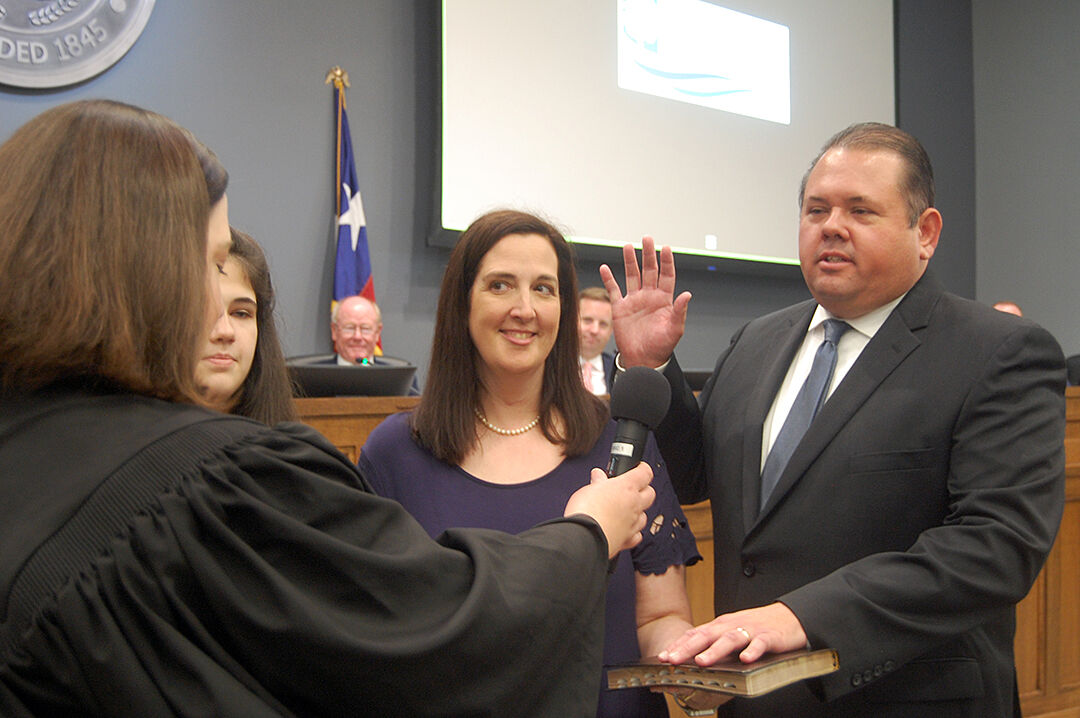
[606,648,838,697]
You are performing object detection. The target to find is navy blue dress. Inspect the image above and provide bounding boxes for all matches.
[359,413,701,718]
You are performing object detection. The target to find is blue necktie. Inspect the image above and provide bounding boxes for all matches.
[759,318,850,510]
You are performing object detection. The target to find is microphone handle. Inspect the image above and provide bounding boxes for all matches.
[606,419,650,477]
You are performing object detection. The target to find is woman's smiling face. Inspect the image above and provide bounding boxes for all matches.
[468,233,561,384]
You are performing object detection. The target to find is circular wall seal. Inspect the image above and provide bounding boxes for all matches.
[0,0,155,89]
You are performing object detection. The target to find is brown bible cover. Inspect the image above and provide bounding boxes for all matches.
[606,648,838,697]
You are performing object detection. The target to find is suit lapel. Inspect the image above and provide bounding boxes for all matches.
[740,305,814,534]
[602,352,616,394]
[752,273,941,527]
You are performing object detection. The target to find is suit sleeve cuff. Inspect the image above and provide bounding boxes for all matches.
[614,352,671,373]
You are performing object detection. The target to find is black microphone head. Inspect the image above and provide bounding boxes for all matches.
[609,366,671,429]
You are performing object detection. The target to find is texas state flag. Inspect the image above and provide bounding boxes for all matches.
[333,87,375,305]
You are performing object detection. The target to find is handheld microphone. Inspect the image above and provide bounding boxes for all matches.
[606,366,672,477]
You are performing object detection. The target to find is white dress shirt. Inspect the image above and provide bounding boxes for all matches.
[580,355,607,395]
[760,296,904,472]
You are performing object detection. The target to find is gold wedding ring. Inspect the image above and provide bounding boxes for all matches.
[735,626,752,642]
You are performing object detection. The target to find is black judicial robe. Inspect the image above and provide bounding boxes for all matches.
[0,389,610,717]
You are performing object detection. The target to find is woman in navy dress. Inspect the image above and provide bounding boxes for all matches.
[360,209,710,717]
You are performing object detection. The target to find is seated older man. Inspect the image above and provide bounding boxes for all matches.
[331,295,420,395]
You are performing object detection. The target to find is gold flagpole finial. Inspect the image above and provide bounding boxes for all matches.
[324,66,351,90]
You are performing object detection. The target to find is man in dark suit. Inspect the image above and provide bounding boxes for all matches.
[601,123,1065,716]
[578,287,617,395]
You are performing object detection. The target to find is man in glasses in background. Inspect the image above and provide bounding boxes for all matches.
[331,295,421,395]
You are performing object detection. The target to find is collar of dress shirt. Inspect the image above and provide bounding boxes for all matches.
[584,354,604,372]
[761,293,907,469]
[581,354,606,394]
[807,293,904,341]
[337,353,370,366]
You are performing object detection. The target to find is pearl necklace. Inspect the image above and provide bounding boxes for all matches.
[474,407,540,436]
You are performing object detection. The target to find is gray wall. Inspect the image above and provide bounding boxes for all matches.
[973,0,1080,356]
[896,0,976,300]
[6,2,1052,385]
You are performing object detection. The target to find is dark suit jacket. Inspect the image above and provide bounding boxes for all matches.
[602,351,616,395]
[655,272,1066,717]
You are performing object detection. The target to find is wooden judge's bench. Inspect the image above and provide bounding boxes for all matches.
[296,387,1080,717]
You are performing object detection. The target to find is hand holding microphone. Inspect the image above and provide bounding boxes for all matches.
[564,366,670,557]
[566,465,655,557]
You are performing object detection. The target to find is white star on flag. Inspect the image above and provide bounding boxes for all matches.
[338,182,367,252]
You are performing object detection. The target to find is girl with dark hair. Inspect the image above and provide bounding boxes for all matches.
[0,100,657,717]
[196,227,298,424]
[360,208,705,717]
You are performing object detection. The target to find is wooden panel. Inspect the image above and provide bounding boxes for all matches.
[1016,568,1045,698]
[682,502,715,626]
[294,396,419,462]
[1055,501,1080,690]
[1067,391,1080,439]
[1018,386,1080,718]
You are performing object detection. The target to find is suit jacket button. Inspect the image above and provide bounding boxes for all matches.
[863,670,873,683]
[873,665,883,677]
[884,660,895,672]
[742,562,755,577]
[851,674,862,687]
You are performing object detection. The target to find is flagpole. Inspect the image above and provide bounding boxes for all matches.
[325,67,350,217]
[325,65,379,341]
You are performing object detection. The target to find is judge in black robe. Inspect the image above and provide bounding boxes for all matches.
[0,98,649,718]
[0,388,612,717]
